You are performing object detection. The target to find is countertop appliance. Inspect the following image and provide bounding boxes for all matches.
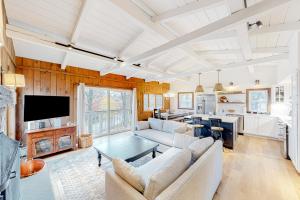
[196,94,216,115]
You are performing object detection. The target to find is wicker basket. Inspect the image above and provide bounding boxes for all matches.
[79,134,93,148]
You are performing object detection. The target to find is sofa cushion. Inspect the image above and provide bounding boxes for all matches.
[135,129,174,146]
[136,121,150,130]
[162,120,187,134]
[112,158,145,193]
[173,133,198,149]
[148,118,163,131]
[137,147,182,184]
[188,137,214,161]
[143,149,191,200]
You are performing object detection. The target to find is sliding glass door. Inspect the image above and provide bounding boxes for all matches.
[84,87,132,137]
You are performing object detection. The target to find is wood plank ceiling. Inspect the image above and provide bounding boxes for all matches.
[4,0,300,82]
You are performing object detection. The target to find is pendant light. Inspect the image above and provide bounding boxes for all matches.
[195,73,204,93]
[213,69,224,92]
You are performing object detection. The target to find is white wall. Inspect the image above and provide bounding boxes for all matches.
[169,65,280,112]
[288,32,300,173]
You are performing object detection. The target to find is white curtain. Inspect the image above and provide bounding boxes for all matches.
[77,83,85,136]
[131,88,138,131]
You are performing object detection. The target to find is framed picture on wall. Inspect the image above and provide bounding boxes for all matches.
[178,92,194,109]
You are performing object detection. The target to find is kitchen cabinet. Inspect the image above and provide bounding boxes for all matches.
[273,81,292,105]
[244,114,280,138]
[275,86,284,103]
[244,115,259,134]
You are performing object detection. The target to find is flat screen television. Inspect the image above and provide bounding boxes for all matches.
[24,95,70,122]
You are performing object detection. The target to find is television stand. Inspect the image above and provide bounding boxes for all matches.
[26,125,77,159]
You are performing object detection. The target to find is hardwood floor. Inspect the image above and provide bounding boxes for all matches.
[214,135,300,200]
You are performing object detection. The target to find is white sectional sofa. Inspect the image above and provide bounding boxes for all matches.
[134,118,193,147]
[105,134,223,200]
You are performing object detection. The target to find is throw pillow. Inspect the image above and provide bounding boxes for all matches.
[188,137,214,161]
[173,133,198,149]
[143,149,191,200]
[136,121,150,130]
[174,126,188,134]
[162,120,187,133]
[112,158,145,193]
[148,118,163,131]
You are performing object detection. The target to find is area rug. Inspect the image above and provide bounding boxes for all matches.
[47,148,159,200]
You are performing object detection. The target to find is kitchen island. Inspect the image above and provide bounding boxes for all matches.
[189,114,239,149]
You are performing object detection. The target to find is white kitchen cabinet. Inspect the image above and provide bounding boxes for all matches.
[258,116,280,138]
[244,115,259,134]
[244,114,280,138]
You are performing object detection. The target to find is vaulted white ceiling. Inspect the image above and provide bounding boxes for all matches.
[4,0,300,82]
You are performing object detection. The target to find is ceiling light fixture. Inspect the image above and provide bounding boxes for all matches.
[248,20,263,29]
[195,73,204,93]
[213,69,224,92]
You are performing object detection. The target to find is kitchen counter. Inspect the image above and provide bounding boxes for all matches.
[191,114,239,123]
[277,116,292,127]
[188,114,238,149]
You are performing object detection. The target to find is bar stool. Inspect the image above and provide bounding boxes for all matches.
[184,115,193,124]
[192,117,204,138]
[209,118,224,142]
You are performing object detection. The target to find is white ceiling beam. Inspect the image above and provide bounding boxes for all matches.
[109,0,173,40]
[109,0,214,71]
[118,30,144,58]
[236,23,252,60]
[8,18,69,44]
[126,0,291,64]
[160,22,213,68]
[100,61,172,77]
[6,25,118,65]
[249,21,300,35]
[190,21,300,44]
[227,0,253,75]
[152,0,223,23]
[159,53,288,80]
[61,52,69,70]
[6,22,170,80]
[196,30,237,41]
[131,0,156,17]
[253,47,288,54]
[60,0,95,69]
[70,0,95,44]
[196,46,288,55]
[164,57,188,72]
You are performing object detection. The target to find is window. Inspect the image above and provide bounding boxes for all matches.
[178,92,194,109]
[246,88,271,114]
[143,94,163,111]
[84,87,132,137]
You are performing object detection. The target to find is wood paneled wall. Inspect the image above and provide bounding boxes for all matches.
[15,57,170,140]
[0,0,16,139]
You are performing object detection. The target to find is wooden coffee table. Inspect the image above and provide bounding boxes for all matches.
[93,136,159,166]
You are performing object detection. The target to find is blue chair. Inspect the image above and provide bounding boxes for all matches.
[191,117,204,138]
[209,118,224,141]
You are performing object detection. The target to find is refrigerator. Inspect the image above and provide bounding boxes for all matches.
[196,94,216,115]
